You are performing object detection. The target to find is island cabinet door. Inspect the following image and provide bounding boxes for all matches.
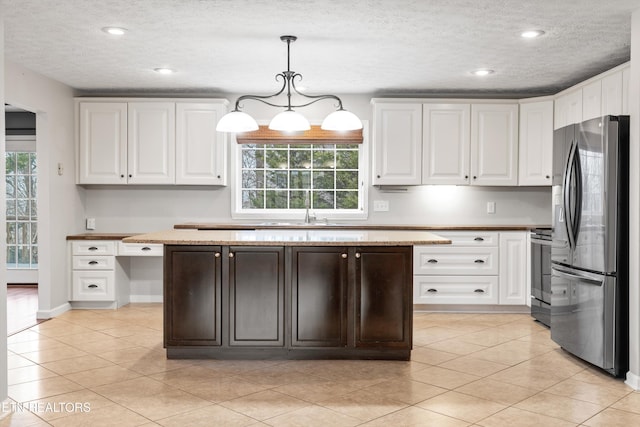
[164,245,222,346]
[228,246,285,346]
[291,247,349,347]
[354,246,412,348]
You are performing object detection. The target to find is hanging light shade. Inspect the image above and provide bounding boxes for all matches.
[216,110,259,132]
[269,110,311,131]
[321,109,363,131]
[217,35,362,134]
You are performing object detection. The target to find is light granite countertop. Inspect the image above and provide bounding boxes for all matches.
[122,229,451,246]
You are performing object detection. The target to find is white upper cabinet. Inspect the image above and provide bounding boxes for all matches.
[77,98,228,185]
[554,89,582,130]
[518,100,553,186]
[372,102,422,185]
[127,102,175,184]
[422,104,471,185]
[622,67,630,115]
[582,80,602,121]
[601,71,623,116]
[470,104,519,186]
[78,102,128,184]
[175,102,227,185]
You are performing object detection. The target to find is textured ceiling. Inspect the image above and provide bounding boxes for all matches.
[1,0,637,97]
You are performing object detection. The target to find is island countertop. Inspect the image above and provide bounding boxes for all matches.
[122,228,451,246]
[174,222,545,231]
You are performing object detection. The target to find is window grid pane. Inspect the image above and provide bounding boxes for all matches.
[6,151,38,269]
[240,144,360,212]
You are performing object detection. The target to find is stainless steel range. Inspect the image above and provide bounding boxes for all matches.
[530,227,552,327]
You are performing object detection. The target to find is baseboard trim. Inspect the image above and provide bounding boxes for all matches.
[625,371,640,390]
[36,302,71,319]
[130,295,163,303]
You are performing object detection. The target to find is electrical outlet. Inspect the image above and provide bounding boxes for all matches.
[373,200,390,212]
[86,218,96,230]
[57,162,64,176]
[487,201,496,214]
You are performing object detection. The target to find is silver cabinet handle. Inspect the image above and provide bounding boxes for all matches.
[88,284,98,288]
[341,253,347,259]
[229,253,234,258]
[427,259,438,264]
[88,260,98,265]
[474,289,485,293]
[355,253,361,258]
[474,259,485,264]
[214,252,221,258]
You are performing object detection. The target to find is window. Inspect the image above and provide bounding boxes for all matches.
[233,140,368,219]
[6,139,38,269]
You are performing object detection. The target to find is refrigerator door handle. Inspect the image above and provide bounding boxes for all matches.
[552,266,603,286]
[562,139,578,249]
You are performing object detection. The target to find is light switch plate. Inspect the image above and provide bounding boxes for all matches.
[373,200,390,212]
[487,201,496,214]
[86,218,96,230]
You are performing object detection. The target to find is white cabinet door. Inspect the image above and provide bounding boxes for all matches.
[372,103,422,185]
[518,101,553,186]
[176,102,227,185]
[127,102,175,184]
[422,104,470,185]
[499,232,528,305]
[582,80,602,121]
[554,89,582,129]
[601,72,623,116]
[622,67,630,115]
[470,104,519,186]
[78,102,128,184]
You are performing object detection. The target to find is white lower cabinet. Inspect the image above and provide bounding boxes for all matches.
[69,239,163,308]
[414,230,527,306]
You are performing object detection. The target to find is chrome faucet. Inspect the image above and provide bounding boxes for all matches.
[304,190,316,224]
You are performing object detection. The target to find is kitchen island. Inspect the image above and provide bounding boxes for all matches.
[124,229,449,360]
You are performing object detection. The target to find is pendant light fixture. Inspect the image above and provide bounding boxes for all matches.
[216,35,363,133]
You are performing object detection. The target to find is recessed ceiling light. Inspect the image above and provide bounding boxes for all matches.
[472,69,494,76]
[102,27,127,36]
[154,68,176,75]
[521,30,545,39]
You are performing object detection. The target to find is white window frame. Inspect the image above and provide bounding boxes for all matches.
[231,121,369,221]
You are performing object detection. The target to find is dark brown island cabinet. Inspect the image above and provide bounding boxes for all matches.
[164,245,413,360]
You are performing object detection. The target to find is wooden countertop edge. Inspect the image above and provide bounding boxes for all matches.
[66,233,141,240]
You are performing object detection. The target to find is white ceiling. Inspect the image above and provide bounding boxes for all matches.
[2,0,637,98]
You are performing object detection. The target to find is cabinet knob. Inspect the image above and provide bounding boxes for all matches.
[427,288,438,293]
[229,253,234,258]
[474,259,485,264]
[120,174,125,178]
[473,176,477,180]
[217,175,221,179]
[546,175,551,179]
[473,237,484,242]
[355,253,361,258]
[214,252,221,258]
[88,284,98,289]
[129,174,132,178]
[474,289,485,293]
[341,253,348,259]
[427,259,438,264]
[377,175,381,179]
[88,260,98,265]
[465,175,469,179]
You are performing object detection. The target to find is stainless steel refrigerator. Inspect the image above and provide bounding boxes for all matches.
[551,115,629,377]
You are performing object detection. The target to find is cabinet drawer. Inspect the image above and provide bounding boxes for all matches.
[72,255,115,270]
[430,231,498,246]
[71,240,116,256]
[414,275,498,304]
[413,247,498,275]
[117,242,163,256]
[72,271,115,301]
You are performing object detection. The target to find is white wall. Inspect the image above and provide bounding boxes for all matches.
[5,60,81,317]
[626,8,640,390]
[83,94,551,232]
[1,18,9,403]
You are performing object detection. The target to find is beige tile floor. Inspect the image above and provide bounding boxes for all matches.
[2,304,639,426]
